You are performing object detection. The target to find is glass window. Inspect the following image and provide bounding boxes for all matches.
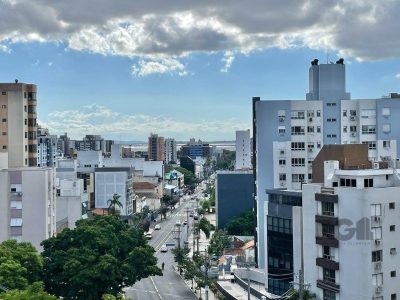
[10,218,23,226]
[371,204,382,216]
[372,273,383,286]
[372,250,382,262]
[10,201,22,209]
[383,124,391,133]
[323,268,335,283]
[371,227,382,240]
[382,107,390,116]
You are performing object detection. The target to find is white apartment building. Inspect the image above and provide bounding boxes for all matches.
[165,138,177,164]
[94,167,135,216]
[0,82,38,168]
[37,126,58,167]
[235,130,252,170]
[254,58,400,268]
[293,159,400,300]
[0,167,56,250]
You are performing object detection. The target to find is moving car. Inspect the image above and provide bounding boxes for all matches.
[176,220,181,226]
[155,224,161,230]
[183,220,188,225]
[160,244,168,252]
[145,232,152,239]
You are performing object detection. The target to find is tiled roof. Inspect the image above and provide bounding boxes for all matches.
[133,182,157,190]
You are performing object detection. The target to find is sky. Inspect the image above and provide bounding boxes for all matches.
[0,0,399,141]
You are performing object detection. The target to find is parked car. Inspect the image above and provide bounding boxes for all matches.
[183,220,188,225]
[145,232,152,239]
[155,224,161,230]
[193,215,199,220]
[176,220,181,226]
[160,245,168,252]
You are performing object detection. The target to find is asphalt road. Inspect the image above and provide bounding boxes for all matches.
[125,193,201,300]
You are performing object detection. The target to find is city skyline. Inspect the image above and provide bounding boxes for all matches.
[0,1,400,140]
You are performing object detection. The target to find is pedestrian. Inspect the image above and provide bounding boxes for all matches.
[162,262,165,271]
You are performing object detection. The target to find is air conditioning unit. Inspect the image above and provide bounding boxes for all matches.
[308,148,313,152]
[374,216,381,222]
[309,117,313,122]
[390,248,397,255]
[279,117,285,122]
[280,150,285,155]
[351,132,357,137]
[375,239,381,245]
[375,286,383,294]
[350,116,356,121]
[280,182,285,186]
[17,192,22,196]
[374,262,382,270]
[373,163,379,170]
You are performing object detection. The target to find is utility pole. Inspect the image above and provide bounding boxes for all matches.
[247,265,251,300]
[173,223,182,249]
[185,207,190,239]
[299,269,304,300]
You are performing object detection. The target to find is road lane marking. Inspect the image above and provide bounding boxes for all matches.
[150,277,162,300]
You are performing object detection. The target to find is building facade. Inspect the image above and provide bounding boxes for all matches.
[0,167,56,250]
[165,138,177,163]
[235,130,252,170]
[148,133,165,161]
[254,59,400,268]
[180,138,211,159]
[75,135,105,152]
[37,126,58,167]
[0,82,38,168]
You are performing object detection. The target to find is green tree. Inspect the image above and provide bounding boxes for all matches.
[208,230,232,257]
[287,289,315,300]
[107,193,123,215]
[201,200,211,212]
[198,217,215,239]
[0,282,56,300]
[41,215,162,300]
[215,150,235,170]
[209,188,215,207]
[0,240,43,290]
[225,209,255,236]
[174,167,196,186]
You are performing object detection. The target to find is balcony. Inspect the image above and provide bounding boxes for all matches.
[315,193,338,203]
[315,215,338,226]
[316,236,339,248]
[316,257,339,270]
[317,279,340,293]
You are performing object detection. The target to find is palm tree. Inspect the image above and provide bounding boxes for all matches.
[107,193,123,215]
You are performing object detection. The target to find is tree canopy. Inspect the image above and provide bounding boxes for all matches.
[215,150,235,170]
[0,240,43,290]
[0,282,56,300]
[225,209,255,236]
[208,230,232,257]
[41,215,161,300]
[174,166,196,186]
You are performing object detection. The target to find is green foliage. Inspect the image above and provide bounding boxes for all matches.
[0,282,56,300]
[198,217,215,239]
[287,289,315,300]
[209,188,215,206]
[107,193,123,215]
[174,167,196,186]
[0,240,43,290]
[216,150,235,170]
[225,209,255,236]
[208,230,232,257]
[101,293,127,300]
[171,248,204,288]
[41,215,162,300]
[201,200,211,211]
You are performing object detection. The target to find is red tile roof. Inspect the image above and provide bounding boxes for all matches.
[133,182,157,190]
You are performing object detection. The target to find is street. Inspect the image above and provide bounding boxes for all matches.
[125,193,201,300]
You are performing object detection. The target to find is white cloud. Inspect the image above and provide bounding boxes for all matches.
[396,73,400,80]
[131,56,188,77]
[0,44,11,53]
[48,61,53,67]
[220,51,235,72]
[41,104,248,140]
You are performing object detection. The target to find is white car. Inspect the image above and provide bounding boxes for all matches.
[160,245,168,252]
[155,224,161,230]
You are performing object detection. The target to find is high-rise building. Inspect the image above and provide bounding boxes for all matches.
[254,59,400,268]
[0,82,38,168]
[148,133,165,161]
[165,138,177,163]
[75,135,104,152]
[57,132,71,157]
[235,130,252,170]
[37,126,58,167]
[0,167,56,250]
[180,138,211,159]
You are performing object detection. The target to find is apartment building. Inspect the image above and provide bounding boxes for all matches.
[0,82,38,168]
[165,138,177,163]
[37,126,58,167]
[253,59,400,268]
[148,133,165,161]
[180,138,211,159]
[0,167,56,250]
[293,155,400,300]
[235,130,252,170]
[75,134,104,152]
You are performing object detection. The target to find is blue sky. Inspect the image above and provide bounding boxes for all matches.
[0,1,399,141]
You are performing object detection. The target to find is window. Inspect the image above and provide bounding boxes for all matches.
[24,119,27,125]
[1,92,6,95]
[2,132,6,136]
[340,178,356,187]
[372,250,382,262]
[279,159,286,166]
[343,126,347,133]
[25,132,27,138]
[278,110,286,117]
[350,126,357,132]
[372,273,383,286]
[317,142,321,148]
[279,173,286,181]
[327,102,337,107]
[371,204,382,216]
[291,158,305,167]
[362,141,376,150]
[292,174,305,182]
[383,140,391,148]
[307,110,314,117]
[291,111,305,119]
[291,126,305,135]
[322,202,334,216]
[383,124,391,133]
[1,118,6,122]
[343,110,347,117]
[382,107,391,116]
[267,217,292,234]
[2,145,6,150]
[10,218,23,226]
[323,268,335,283]
[24,105,27,112]
[390,248,397,255]
[362,125,376,134]
[278,126,286,134]
[323,289,336,300]
[316,110,321,117]
[1,104,6,108]
[316,126,321,133]
[391,294,397,300]
[10,201,22,209]
[291,142,305,150]
[364,178,374,187]
[307,126,314,133]
[322,224,335,238]
[390,202,395,209]
[308,173,312,180]
[327,134,337,138]
[371,227,382,240]
[327,118,337,122]
[361,109,376,118]
[390,225,396,232]
[350,110,357,116]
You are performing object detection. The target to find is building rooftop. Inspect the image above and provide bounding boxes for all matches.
[133,182,157,190]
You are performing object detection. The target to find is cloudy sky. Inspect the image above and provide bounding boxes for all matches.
[0,0,400,141]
